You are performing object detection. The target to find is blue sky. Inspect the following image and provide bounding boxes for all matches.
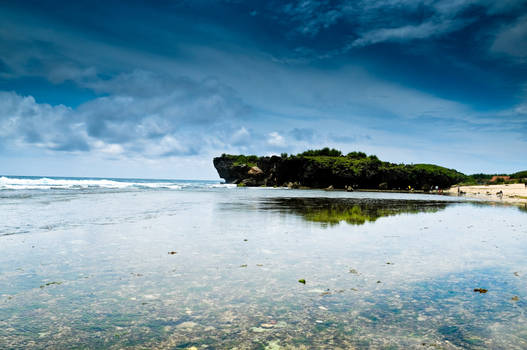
[0,0,526,179]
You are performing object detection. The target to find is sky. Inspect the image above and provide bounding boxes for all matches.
[0,0,526,179]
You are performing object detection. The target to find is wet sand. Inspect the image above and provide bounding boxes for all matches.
[447,183,527,204]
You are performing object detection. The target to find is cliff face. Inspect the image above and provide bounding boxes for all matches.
[213,154,466,190]
[213,155,294,187]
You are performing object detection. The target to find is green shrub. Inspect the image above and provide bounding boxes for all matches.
[346,151,367,159]
[221,154,258,167]
[511,170,527,179]
[298,147,342,157]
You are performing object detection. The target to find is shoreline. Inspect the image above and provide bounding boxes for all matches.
[445,183,527,205]
[266,184,527,209]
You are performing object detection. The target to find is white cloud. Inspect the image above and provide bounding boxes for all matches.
[277,0,525,52]
[267,131,286,147]
[231,126,251,146]
[352,19,462,47]
[97,142,124,155]
[0,91,87,150]
[282,1,343,36]
[0,70,253,157]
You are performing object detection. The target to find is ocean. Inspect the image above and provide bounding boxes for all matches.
[1,175,526,348]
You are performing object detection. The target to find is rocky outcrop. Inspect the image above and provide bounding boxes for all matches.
[213,153,467,190]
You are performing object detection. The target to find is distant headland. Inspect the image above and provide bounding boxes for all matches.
[214,148,527,195]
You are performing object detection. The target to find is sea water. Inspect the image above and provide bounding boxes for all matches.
[0,176,526,349]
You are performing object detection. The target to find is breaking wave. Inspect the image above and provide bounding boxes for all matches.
[0,176,231,191]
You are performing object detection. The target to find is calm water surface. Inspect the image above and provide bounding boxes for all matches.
[1,177,526,349]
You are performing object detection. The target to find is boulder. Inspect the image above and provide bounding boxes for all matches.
[248,166,263,175]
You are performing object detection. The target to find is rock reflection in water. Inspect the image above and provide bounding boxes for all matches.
[260,197,451,226]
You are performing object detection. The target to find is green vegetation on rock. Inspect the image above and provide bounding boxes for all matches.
[220,153,258,167]
[298,147,342,157]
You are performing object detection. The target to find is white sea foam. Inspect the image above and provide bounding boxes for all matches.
[1,177,124,189]
[208,183,237,188]
[0,176,229,190]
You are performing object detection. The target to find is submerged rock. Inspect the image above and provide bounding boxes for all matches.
[176,321,197,329]
[251,327,270,333]
[39,281,62,288]
[265,340,282,350]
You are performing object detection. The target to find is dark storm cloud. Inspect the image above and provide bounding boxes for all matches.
[2,0,525,110]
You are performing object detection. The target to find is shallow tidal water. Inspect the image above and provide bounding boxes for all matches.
[1,180,527,349]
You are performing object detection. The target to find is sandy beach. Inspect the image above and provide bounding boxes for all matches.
[447,183,527,204]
